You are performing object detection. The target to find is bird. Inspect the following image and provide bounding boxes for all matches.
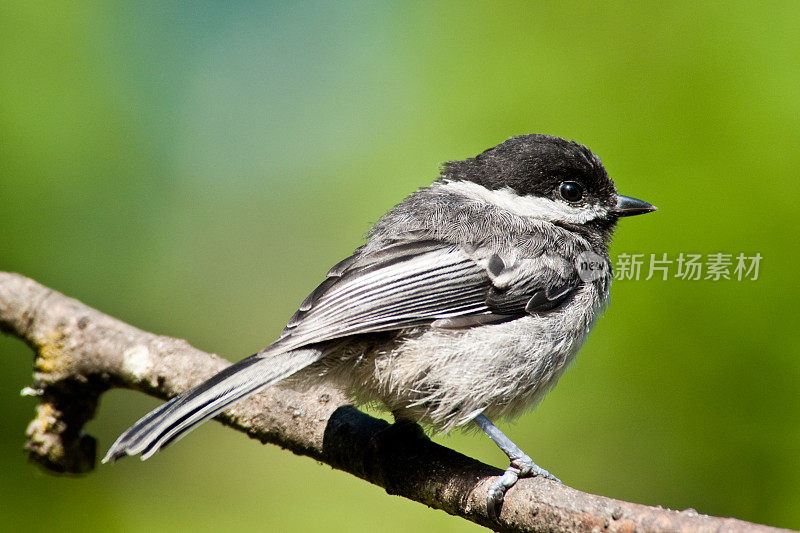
[103,133,656,517]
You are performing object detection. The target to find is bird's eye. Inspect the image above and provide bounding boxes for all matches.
[558,182,583,203]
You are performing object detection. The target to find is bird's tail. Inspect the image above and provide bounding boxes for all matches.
[102,346,323,462]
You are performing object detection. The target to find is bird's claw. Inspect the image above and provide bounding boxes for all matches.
[486,455,561,520]
[486,465,520,519]
[527,463,560,483]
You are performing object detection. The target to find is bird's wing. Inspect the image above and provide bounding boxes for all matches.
[274,239,580,351]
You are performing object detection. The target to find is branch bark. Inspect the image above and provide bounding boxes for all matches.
[0,271,789,532]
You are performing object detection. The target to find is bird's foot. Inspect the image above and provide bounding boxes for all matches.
[486,454,561,520]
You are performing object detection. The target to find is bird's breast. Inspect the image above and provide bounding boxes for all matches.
[351,281,608,431]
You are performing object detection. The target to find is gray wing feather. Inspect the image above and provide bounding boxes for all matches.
[282,245,580,343]
[279,245,493,349]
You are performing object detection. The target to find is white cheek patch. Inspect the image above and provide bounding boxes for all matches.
[437,180,607,224]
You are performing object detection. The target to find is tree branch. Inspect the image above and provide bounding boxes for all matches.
[0,272,788,532]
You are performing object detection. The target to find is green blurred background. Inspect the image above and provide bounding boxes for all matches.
[1,2,798,531]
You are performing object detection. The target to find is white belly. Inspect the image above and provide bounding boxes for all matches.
[347,283,607,431]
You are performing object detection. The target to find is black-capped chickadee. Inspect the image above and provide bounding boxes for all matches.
[104,134,656,516]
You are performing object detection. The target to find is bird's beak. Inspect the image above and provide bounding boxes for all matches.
[614,195,657,217]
